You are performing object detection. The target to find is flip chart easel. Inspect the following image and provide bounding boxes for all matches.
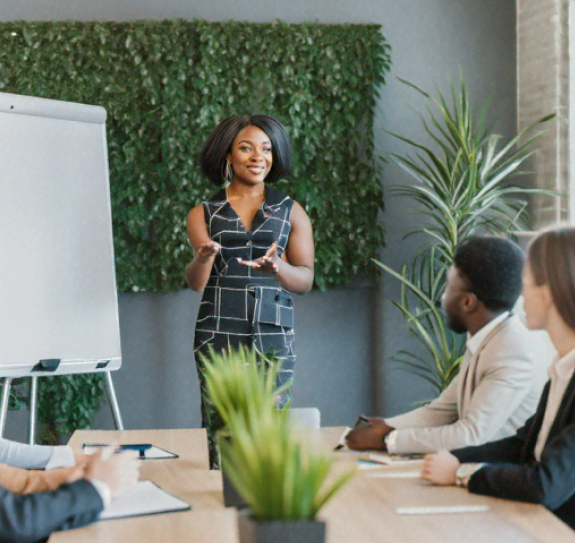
[0,93,124,442]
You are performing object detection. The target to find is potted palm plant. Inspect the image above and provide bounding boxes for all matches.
[222,407,356,543]
[201,345,289,507]
[378,77,553,392]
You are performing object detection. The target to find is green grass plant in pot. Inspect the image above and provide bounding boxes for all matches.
[201,345,290,506]
[378,77,553,393]
[221,407,356,543]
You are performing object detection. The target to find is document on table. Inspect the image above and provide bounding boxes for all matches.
[358,452,424,466]
[368,471,420,478]
[396,505,489,515]
[333,427,353,451]
[83,444,178,460]
[139,446,178,459]
[100,481,190,521]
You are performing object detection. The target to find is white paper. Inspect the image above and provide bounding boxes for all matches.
[396,505,489,515]
[360,452,424,466]
[333,427,353,450]
[368,471,421,478]
[100,481,190,521]
[357,460,387,470]
[141,446,177,459]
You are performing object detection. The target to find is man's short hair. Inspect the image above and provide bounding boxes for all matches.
[453,236,524,312]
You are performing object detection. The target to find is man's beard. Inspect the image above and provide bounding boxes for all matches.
[445,312,467,334]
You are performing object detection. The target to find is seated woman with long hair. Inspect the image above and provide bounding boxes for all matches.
[422,226,575,530]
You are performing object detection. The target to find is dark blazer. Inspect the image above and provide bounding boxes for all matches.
[452,371,575,530]
[0,479,103,543]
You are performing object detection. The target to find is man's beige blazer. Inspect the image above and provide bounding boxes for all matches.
[385,314,547,454]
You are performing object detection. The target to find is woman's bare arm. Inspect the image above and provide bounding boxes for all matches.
[185,205,220,292]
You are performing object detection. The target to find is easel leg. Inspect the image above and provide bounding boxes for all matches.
[28,376,38,445]
[0,378,12,438]
[104,372,124,430]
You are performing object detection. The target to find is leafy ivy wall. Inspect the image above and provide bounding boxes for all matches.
[0,20,390,291]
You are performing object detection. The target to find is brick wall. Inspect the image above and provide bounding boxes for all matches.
[517,0,571,226]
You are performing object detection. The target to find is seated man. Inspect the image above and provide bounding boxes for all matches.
[1,448,140,543]
[421,226,575,530]
[347,236,547,454]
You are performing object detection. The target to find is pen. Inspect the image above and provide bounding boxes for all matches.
[333,427,352,451]
[334,417,369,451]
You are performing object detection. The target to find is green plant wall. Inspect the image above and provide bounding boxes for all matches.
[0,19,390,291]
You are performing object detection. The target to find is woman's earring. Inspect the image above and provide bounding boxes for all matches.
[225,161,233,182]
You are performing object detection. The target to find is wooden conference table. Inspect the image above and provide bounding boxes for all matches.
[49,428,575,543]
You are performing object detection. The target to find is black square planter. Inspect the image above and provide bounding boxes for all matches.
[237,509,326,543]
[222,470,249,509]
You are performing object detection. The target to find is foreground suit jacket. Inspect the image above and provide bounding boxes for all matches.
[386,314,547,453]
[0,479,103,543]
[452,371,575,530]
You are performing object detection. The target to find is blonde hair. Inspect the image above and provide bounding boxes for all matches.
[528,226,575,332]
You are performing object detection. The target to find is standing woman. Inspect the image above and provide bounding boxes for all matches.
[421,226,575,529]
[185,115,314,467]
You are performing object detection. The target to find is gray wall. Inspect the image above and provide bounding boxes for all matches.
[2,0,517,437]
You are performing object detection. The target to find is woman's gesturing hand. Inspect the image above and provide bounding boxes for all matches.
[196,241,221,263]
[238,242,280,275]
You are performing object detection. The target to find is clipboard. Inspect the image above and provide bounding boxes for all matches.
[83,443,178,460]
[99,481,190,521]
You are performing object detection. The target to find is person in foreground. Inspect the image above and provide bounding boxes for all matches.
[346,236,547,454]
[1,448,140,543]
[422,226,575,530]
[0,438,77,471]
[0,437,89,494]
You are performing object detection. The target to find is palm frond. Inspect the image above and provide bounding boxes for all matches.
[380,79,553,393]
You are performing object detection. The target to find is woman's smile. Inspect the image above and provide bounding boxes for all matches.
[227,125,273,184]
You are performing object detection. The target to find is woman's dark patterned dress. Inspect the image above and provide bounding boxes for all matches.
[194,186,296,467]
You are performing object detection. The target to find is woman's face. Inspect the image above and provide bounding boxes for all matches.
[522,263,553,331]
[226,125,273,185]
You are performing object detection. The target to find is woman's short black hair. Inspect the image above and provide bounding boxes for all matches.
[199,115,291,185]
[453,236,524,312]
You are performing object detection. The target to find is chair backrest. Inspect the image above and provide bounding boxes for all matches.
[290,407,321,429]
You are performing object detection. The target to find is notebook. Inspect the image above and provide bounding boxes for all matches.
[100,480,190,521]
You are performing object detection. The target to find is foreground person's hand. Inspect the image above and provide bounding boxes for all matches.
[84,448,140,499]
[421,451,460,485]
[346,416,393,450]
